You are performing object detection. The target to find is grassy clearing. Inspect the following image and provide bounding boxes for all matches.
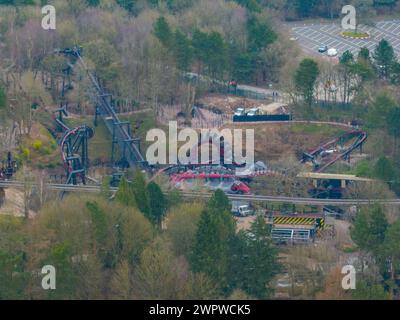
[341,31,370,38]
[311,103,355,123]
[16,123,61,169]
[289,123,346,136]
[64,116,111,163]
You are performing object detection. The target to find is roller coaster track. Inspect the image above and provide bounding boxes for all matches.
[316,130,367,173]
[59,125,93,185]
[303,130,368,173]
[1,180,400,206]
[51,48,368,193]
[58,47,147,170]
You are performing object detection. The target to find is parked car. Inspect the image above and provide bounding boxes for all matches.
[234,107,245,116]
[318,45,328,53]
[327,48,338,57]
[246,108,260,116]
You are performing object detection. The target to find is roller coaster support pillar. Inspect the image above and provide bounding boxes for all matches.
[111,124,117,166]
[111,121,136,168]
[82,131,89,169]
[94,106,100,127]
[59,46,146,171]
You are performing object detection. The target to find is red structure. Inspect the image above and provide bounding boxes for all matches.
[302,130,367,173]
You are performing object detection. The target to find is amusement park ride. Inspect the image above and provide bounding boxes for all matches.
[45,47,367,199]
[301,129,368,198]
[0,46,369,203]
[301,130,367,173]
[0,152,17,180]
[51,46,265,194]
[0,47,374,244]
[53,105,94,185]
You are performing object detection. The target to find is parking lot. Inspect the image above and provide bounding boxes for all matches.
[290,20,400,58]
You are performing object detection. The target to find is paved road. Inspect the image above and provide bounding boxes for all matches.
[1,180,399,206]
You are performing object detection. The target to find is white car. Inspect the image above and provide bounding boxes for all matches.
[246,108,260,116]
[234,107,245,116]
[327,48,338,57]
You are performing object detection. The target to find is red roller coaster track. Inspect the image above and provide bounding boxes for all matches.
[304,130,367,173]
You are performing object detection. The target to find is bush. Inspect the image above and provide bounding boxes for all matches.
[342,31,370,38]
[22,147,30,159]
[32,140,43,151]
[355,160,372,177]
[39,146,52,156]
[45,162,57,169]
[0,85,6,110]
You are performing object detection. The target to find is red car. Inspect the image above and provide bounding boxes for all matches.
[230,181,251,194]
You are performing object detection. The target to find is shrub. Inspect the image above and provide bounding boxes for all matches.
[32,140,43,151]
[39,146,52,156]
[342,31,369,38]
[355,160,372,177]
[22,147,30,159]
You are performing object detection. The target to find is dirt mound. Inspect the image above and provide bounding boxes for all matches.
[197,94,272,114]
[0,188,35,218]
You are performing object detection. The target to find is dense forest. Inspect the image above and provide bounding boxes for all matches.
[2,172,400,299]
[0,177,282,300]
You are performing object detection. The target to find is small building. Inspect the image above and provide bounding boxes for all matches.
[271,224,316,244]
[269,212,325,244]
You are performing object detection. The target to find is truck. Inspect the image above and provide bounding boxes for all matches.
[231,202,254,217]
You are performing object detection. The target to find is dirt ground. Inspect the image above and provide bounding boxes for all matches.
[0,188,35,218]
[197,94,274,114]
[332,218,354,248]
[223,122,347,164]
[235,215,258,231]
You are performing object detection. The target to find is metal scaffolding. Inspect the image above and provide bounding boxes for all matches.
[55,105,94,185]
[57,47,147,171]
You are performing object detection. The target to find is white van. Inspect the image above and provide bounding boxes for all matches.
[232,204,254,217]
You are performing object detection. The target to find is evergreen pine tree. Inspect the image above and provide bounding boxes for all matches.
[147,181,167,227]
[115,176,136,207]
[131,170,150,216]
